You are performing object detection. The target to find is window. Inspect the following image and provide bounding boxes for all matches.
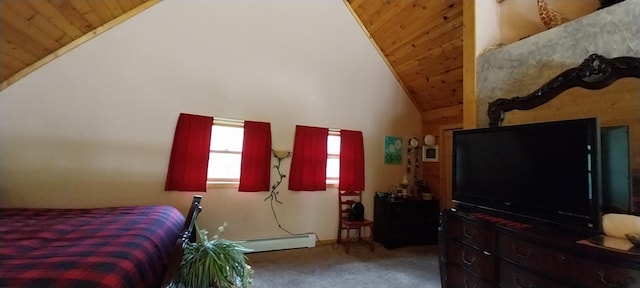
[208,122,244,185]
[208,122,341,186]
[326,133,340,185]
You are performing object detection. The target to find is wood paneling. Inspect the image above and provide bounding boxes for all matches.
[441,128,455,209]
[462,0,477,129]
[422,104,463,202]
[503,78,640,172]
[0,0,157,89]
[346,0,464,113]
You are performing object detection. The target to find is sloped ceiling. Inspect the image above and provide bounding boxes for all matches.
[346,0,464,112]
[1,0,464,113]
[0,0,156,89]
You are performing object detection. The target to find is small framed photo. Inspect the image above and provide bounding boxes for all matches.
[422,145,439,162]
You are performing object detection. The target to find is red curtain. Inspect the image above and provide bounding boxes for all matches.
[165,113,213,192]
[289,125,328,191]
[239,121,272,192]
[339,130,365,191]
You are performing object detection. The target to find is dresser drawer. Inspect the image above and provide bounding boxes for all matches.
[576,260,640,288]
[499,260,568,288]
[499,233,640,288]
[449,216,495,252]
[446,264,492,288]
[447,240,496,282]
[498,233,568,276]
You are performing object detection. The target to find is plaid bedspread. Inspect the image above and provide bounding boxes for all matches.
[0,205,185,288]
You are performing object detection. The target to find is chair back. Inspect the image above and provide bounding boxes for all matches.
[339,191,364,221]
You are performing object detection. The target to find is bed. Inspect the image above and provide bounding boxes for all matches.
[0,196,202,288]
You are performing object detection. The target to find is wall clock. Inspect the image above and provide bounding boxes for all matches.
[409,137,420,149]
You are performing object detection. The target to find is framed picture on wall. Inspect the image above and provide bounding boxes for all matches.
[384,136,403,165]
[422,145,439,162]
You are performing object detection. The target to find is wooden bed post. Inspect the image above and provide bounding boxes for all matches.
[487,54,640,127]
[162,195,203,288]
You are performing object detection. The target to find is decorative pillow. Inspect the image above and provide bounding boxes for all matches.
[602,213,640,239]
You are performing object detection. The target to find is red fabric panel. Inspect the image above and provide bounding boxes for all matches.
[339,130,365,191]
[289,125,328,191]
[0,206,184,288]
[165,113,213,192]
[239,121,272,192]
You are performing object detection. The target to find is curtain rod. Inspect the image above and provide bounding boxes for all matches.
[213,117,244,126]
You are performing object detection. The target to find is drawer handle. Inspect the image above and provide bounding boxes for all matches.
[512,244,531,258]
[462,225,477,238]
[513,274,535,288]
[461,250,476,265]
[463,277,478,288]
[598,270,628,288]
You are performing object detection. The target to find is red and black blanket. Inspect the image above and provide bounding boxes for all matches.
[0,205,184,288]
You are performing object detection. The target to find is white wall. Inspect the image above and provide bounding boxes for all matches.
[474,0,601,54]
[0,0,421,241]
[475,0,501,56]
[500,0,599,45]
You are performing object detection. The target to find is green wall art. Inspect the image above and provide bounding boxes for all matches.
[384,136,403,165]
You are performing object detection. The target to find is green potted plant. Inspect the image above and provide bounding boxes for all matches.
[175,222,253,288]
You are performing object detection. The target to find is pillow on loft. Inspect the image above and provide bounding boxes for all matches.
[602,213,640,239]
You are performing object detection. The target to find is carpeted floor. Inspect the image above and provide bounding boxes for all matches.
[247,242,442,288]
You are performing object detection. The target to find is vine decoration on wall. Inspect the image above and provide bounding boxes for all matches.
[265,150,291,204]
[265,149,294,235]
[263,149,321,242]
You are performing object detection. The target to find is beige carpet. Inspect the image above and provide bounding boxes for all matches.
[247,243,442,288]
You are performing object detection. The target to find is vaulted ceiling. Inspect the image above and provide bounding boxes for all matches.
[0,0,156,89]
[1,0,464,113]
[346,0,464,112]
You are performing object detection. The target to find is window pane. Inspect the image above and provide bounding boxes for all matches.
[208,152,241,179]
[327,157,339,178]
[327,135,340,155]
[326,178,339,185]
[210,126,244,151]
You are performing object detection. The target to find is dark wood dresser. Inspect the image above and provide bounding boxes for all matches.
[440,209,640,288]
[373,196,439,249]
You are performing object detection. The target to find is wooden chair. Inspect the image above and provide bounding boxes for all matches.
[336,190,375,254]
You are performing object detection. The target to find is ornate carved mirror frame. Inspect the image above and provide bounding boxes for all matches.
[487,54,640,127]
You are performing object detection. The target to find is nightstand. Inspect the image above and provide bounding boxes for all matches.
[373,196,439,249]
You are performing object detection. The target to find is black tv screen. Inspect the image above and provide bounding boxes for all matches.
[452,118,601,232]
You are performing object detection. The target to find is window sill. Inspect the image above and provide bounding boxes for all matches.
[206,182,239,189]
[206,182,338,190]
[326,183,338,189]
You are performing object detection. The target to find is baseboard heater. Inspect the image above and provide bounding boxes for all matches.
[241,233,316,253]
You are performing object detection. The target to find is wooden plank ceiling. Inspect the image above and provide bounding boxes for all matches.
[347,0,464,112]
[0,0,464,113]
[0,0,155,89]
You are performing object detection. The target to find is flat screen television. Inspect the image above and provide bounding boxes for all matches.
[452,118,602,233]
